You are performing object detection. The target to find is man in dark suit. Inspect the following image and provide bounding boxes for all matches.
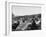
[12,21,20,31]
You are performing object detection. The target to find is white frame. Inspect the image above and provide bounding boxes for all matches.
[6,1,45,36]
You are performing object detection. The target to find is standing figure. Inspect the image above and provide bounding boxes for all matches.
[31,19,38,30]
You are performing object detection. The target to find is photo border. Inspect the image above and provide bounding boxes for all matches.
[6,1,44,35]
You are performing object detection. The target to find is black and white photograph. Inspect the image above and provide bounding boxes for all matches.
[0,0,46,36]
[12,6,41,31]
[12,14,41,31]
